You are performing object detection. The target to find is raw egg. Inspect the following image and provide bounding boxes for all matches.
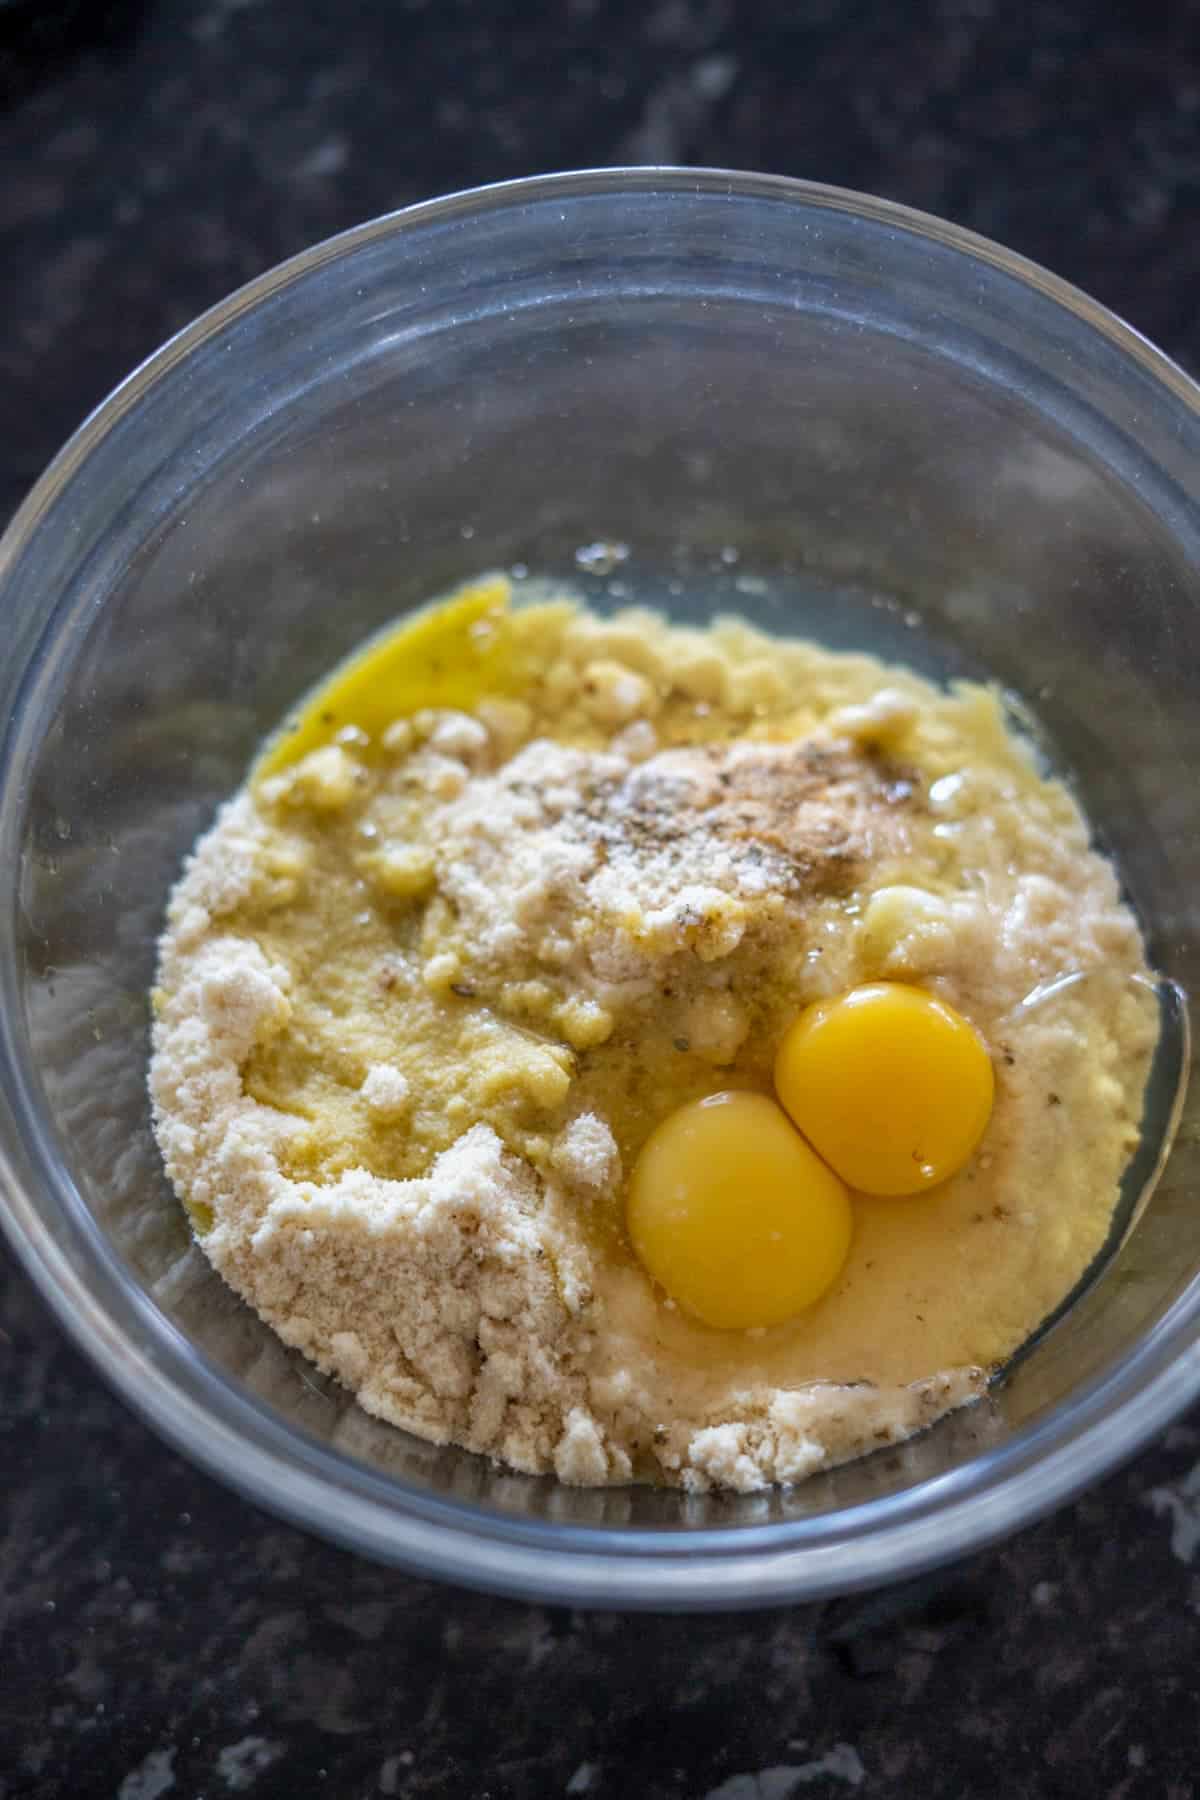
[774,981,994,1196]
[626,1090,852,1330]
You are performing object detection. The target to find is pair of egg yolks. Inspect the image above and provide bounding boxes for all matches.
[625,982,996,1331]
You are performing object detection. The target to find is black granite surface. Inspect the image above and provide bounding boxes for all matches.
[4,1,1200,1795]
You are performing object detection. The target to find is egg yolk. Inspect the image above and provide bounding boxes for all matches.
[626,1091,853,1330]
[774,981,994,1196]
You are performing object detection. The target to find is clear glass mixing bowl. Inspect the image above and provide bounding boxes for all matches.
[3,169,1200,1610]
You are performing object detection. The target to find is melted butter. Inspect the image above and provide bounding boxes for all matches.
[255,576,531,780]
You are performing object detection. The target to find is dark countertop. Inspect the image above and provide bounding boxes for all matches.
[4,2,1200,1795]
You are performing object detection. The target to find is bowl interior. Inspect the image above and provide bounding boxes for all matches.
[4,174,1200,1550]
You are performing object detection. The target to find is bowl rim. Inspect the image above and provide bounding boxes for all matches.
[3,165,1200,1610]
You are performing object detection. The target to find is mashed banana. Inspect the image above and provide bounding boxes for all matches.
[149,581,1156,1490]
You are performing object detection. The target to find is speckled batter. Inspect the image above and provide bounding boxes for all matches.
[149,581,1157,1490]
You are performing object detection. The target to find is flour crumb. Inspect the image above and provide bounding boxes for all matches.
[188,939,291,1062]
[829,687,918,746]
[360,1064,411,1118]
[427,710,490,758]
[554,1407,610,1484]
[609,718,658,761]
[550,1114,621,1193]
[684,1423,765,1493]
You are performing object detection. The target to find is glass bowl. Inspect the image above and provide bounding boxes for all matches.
[3,169,1200,1610]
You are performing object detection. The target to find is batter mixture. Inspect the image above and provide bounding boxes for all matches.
[149,577,1157,1490]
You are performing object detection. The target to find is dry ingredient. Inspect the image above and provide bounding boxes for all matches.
[149,580,1157,1491]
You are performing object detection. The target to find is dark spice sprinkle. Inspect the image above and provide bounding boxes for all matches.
[673,1036,690,1052]
[1048,1091,1062,1105]
[450,983,477,999]
[320,710,335,725]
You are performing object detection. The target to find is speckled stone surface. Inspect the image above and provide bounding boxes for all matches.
[4,1,1200,1794]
